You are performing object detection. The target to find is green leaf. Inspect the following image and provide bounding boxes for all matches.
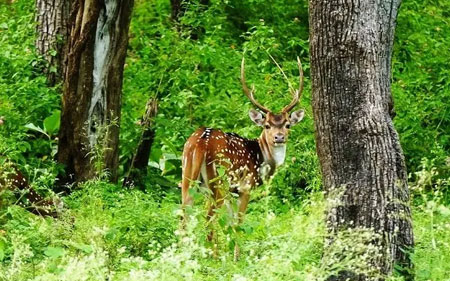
[43,110,60,136]
[228,239,236,252]
[240,224,254,235]
[25,123,49,138]
[148,161,160,169]
[150,147,163,163]
[217,166,226,177]
[72,243,93,254]
[218,216,227,228]
[0,238,6,261]
[152,174,176,188]
[105,228,119,240]
[44,246,64,258]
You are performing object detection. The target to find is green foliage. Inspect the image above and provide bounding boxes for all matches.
[1,183,450,280]
[393,0,450,179]
[0,0,449,280]
[322,228,388,280]
[122,0,317,199]
[0,181,326,280]
[0,0,60,177]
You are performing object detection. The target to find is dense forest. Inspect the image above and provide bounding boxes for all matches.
[0,0,449,280]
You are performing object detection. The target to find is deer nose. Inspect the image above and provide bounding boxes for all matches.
[274,134,285,143]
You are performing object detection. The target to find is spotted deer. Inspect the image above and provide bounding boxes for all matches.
[181,57,305,254]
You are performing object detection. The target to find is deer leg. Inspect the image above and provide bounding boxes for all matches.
[206,187,225,239]
[181,167,193,208]
[182,148,204,206]
[202,162,224,258]
[205,163,223,240]
[234,191,250,261]
[237,192,250,223]
[181,148,204,225]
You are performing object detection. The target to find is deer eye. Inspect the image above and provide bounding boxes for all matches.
[265,124,270,129]
[285,124,291,129]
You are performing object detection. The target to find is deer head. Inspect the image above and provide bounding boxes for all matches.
[241,56,305,148]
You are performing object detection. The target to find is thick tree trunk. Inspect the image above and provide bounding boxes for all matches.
[56,0,134,190]
[123,98,158,188]
[309,0,414,280]
[35,0,71,85]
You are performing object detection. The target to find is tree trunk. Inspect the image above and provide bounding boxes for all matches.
[56,0,134,190]
[170,0,183,21]
[35,0,71,85]
[309,0,414,280]
[123,98,158,189]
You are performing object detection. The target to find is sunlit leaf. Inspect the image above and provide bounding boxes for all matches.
[43,110,60,136]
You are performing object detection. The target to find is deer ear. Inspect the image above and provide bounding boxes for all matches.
[249,109,265,126]
[289,109,304,125]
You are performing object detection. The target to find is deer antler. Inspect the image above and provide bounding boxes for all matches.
[241,57,270,113]
[268,53,295,94]
[282,56,304,113]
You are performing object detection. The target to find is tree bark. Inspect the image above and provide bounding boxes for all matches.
[123,98,158,189]
[35,0,71,85]
[309,0,414,280]
[56,0,134,190]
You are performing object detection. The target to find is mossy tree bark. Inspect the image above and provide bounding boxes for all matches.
[35,0,71,85]
[309,0,414,279]
[57,0,134,190]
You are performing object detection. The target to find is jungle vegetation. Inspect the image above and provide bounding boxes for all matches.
[0,0,449,280]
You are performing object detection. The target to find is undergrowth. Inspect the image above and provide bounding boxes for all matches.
[0,0,449,280]
[1,181,450,280]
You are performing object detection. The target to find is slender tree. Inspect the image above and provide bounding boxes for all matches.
[170,0,185,21]
[123,98,158,188]
[309,0,414,279]
[57,0,134,189]
[35,0,71,85]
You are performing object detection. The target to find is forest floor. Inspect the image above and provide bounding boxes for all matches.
[1,181,450,281]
